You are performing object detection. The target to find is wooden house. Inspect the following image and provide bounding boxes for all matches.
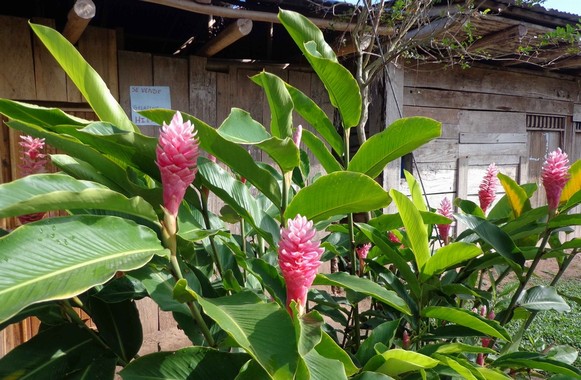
[1,0,580,355]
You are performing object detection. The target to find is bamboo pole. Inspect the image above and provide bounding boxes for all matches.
[63,0,97,44]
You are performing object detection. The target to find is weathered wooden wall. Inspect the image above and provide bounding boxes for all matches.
[402,63,581,218]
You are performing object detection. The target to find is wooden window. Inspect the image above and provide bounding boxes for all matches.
[526,114,566,131]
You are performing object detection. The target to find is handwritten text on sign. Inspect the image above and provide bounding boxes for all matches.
[130,86,171,125]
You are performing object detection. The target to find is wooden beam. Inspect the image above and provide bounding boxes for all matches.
[198,19,253,57]
[334,34,371,57]
[62,0,96,44]
[469,24,527,51]
[549,55,581,70]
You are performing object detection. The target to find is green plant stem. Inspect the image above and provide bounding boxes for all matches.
[500,231,551,326]
[488,266,511,293]
[201,192,224,279]
[520,249,579,331]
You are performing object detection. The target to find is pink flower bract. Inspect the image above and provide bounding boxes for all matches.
[18,135,48,224]
[278,214,324,316]
[542,148,569,213]
[478,163,499,213]
[356,243,371,260]
[436,197,453,244]
[156,111,199,216]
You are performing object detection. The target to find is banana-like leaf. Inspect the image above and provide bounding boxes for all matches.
[0,173,158,222]
[404,170,428,212]
[422,306,511,341]
[217,108,300,172]
[561,159,581,203]
[0,215,167,323]
[492,352,581,377]
[251,72,293,139]
[120,346,251,379]
[51,154,125,193]
[29,23,136,132]
[285,171,391,222]
[348,117,441,179]
[357,320,400,365]
[0,323,116,379]
[363,349,439,377]
[197,291,301,379]
[141,109,282,206]
[0,99,88,128]
[302,129,343,173]
[498,173,529,218]
[516,285,571,312]
[420,242,483,281]
[368,211,451,231]
[278,9,361,128]
[313,272,411,315]
[432,354,481,380]
[389,189,430,271]
[284,83,343,155]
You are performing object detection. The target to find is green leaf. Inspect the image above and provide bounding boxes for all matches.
[120,346,251,379]
[421,242,482,280]
[313,332,358,376]
[87,296,143,363]
[455,214,525,267]
[561,159,581,203]
[0,173,159,222]
[0,215,167,323]
[251,72,293,139]
[302,129,343,173]
[351,373,395,380]
[422,306,511,341]
[357,319,400,365]
[455,198,486,218]
[197,292,300,379]
[285,171,391,222]
[492,352,581,377]
[516,285,571,312]
[0,323,115,379]
[0,99,88,129]
[475,367,512,380]
[549,213,581,228]
[390,189,430,270]
[432,354,480,380]
[285,83,343,155]
[29,23,136,132]
[141,109,281,206]
[278,9,361,128]
[404,170,428,212]
[363,349,439,377]
[498,173,529,218]
[546,345,579,366]
[348,117,441,178]
[313,272,411,315]
[51,154,126,193]
[368,211,451,231]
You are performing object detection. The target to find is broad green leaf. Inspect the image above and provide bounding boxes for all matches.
[357,319,400,365]
[197,291,300,379]
[432,354,479,380]
[51,154,125,193]
[302,129,343,173]
[87,296,142,363]
[455,198,486,218]
[349,118,441,179]
[251,72,293,139]
[475,367,512,380]
[546,345,579,365]
[422,342,495,355]
[367,261,419,316]
[30,23,136,132]
[498,173,529,218]
[368,211,451,231]
[278,9,361,128]
[313,272,411,315]
[313,332,358,376]
[285,171,391,222]
[296,310,324,356]
[363,349,439,377]
[0,173,159,222]
[351,373,395,380]
[0,324,116,379]
[492,352,581,377]
[0,215,166,323]
[516,285,571,312]
[390,189,430,270]
[141,109,281,206]
[0,99,88,129]
[548,213,581,228]
[285,83,343,155]
[488,183,538,220]
[120,347,251,379]
[422,306,511,341]
[421,242,482,280]
[304,349,348,380]
[404,170,427,212]
[455,214,525,267]
[561,159,581,203]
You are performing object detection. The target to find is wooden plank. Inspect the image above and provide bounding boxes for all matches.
[404,63,579,103]
[414,139,458,163]
[574,104,581,122]
[458,111,526,134]
[405,87,572,115]
[403,106,459,138]
[518,155,529,184]
[154,56,189,113]
[459,133,527,144]
[31,18,67,101]
[189,56,216,127]
[459,143,527,157]
[118,51,153,136]
[0,16,36,100]
[235,67,263,163]
[216,70,232,127]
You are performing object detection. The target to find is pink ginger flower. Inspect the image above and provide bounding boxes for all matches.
[356,243,371,260]
[387,231,400,244]
[278,214,324,316]
[156,111,199,216]
[402,330,410,350]
[18,135,48,224]
[293,125,303,147]
[478,163,499,213]
[436,197,453,244]
[541,148,569,213]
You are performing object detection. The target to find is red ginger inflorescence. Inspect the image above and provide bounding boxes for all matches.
[18,135,48,224]
[478,163,499,213]
[541,148,570,214]
[278,214,324,316]
[436,197,453,244]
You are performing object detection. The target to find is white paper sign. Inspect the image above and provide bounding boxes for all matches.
[129,86,171,125]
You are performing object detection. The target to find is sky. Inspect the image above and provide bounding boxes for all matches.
[541,0,581,15]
